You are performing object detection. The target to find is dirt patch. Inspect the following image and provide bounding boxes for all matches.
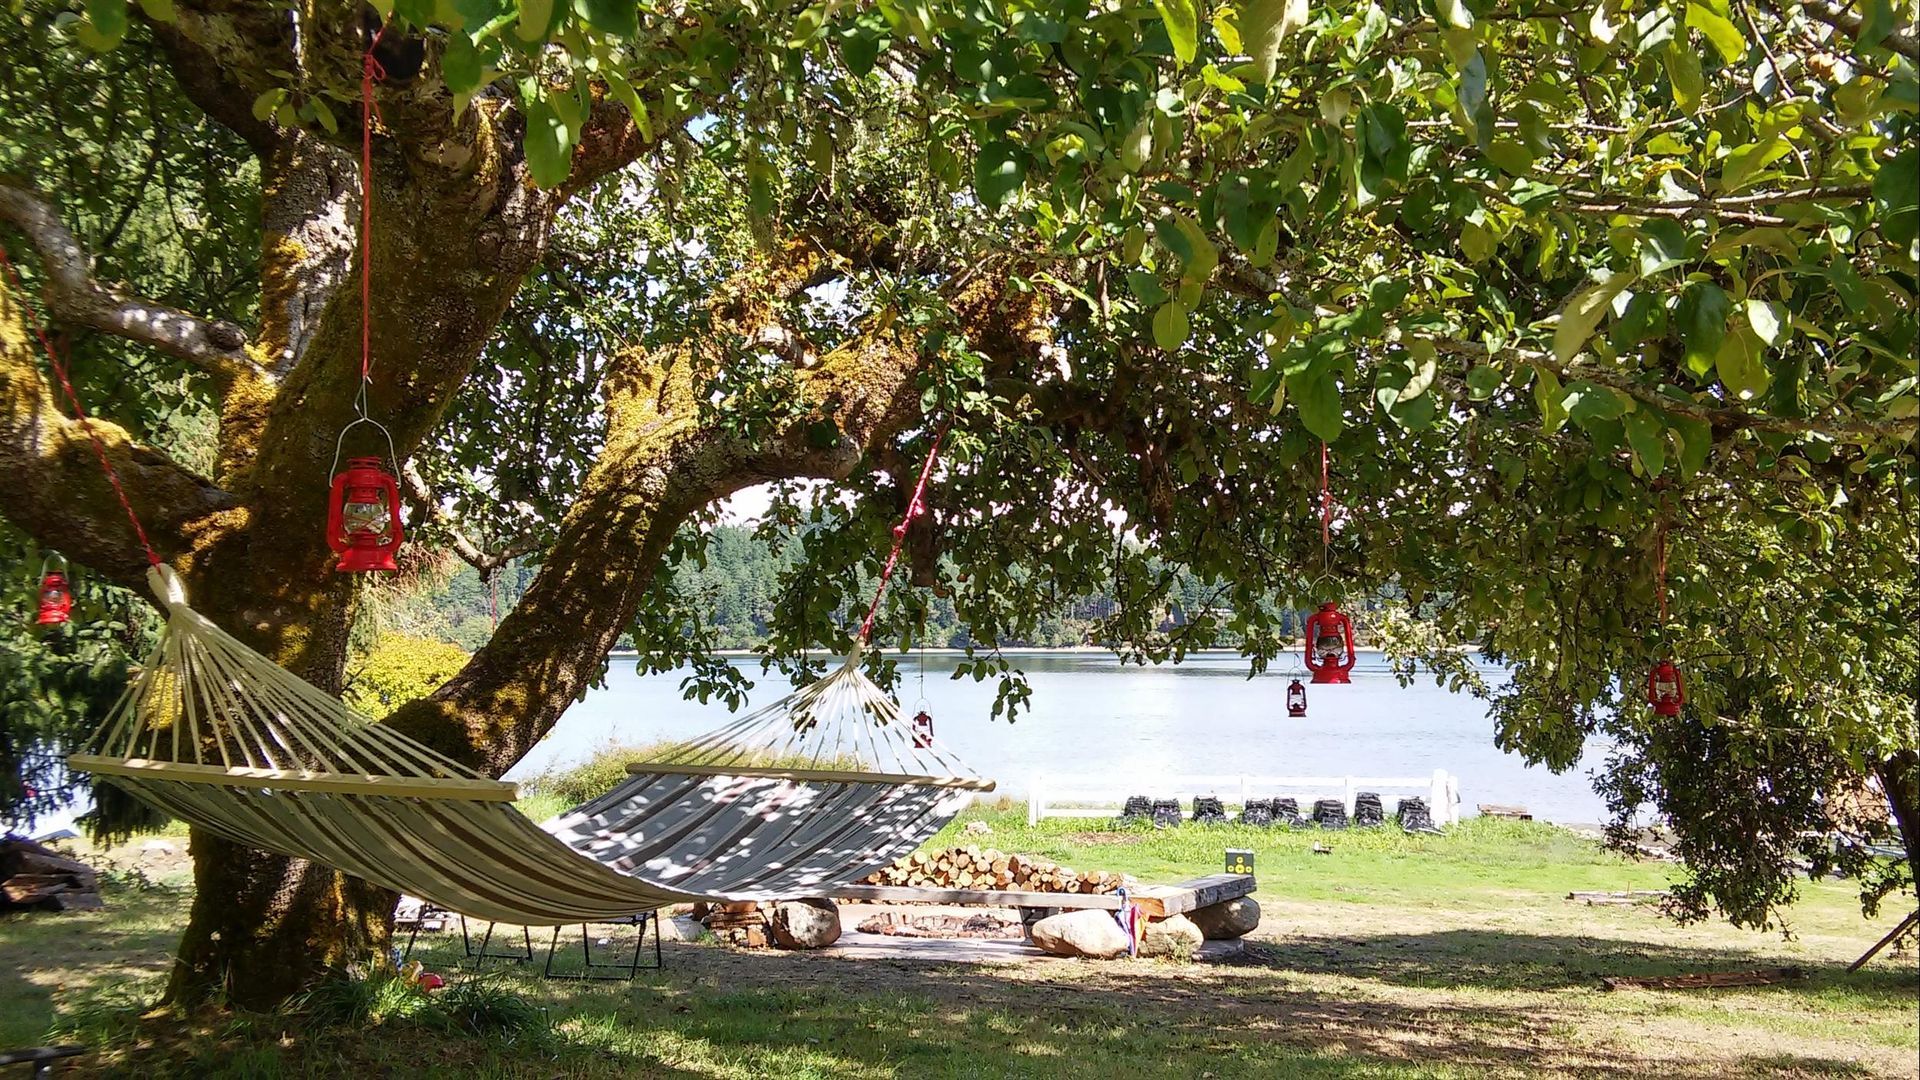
[1067,831,1144,846]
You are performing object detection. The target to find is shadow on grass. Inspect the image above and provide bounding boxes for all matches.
[32,921,1919,1079]
[1254,926,1920,1000]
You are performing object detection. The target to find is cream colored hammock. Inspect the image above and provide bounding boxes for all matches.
[70,566,992,925]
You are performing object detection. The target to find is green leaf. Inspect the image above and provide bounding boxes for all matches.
[1715,323,1770,400]
[1292,366,1343,441]
[1566,380,1631,427]
[1673,414,1711,479]
[1171,214,1218,283]
[1638,219,1688,274]
[1623,410,1667,477]
[1873,146,1918,250]
[1152,301,1191,350]
[523,95,573,188]
[1486,138,1533,176]
[135,0,174,22]
[788,3,827,46]
[442,34,483,95]
[516,0,555,41]
[973,141,1027,209]
[1676,282,1730,378]
[251,88,288,124]
[1721,135,1790,193]
[1251,218,1279,268]
[1745,298,1787,346]
[1533,367,1568,433]
[86,0,127,37]
[308,97,338,136]
[577,0,636,37]
[840,25,885,76]
[1458,50,1493,149]
[1155,0,1200,63]
[1438,0,1474,30]
[1685,0,1745,63]
[1664,41,1703,108]
[1553,272,1636,363]
[1239,0,1307,84]
[602,70,652,140]
[1118,113,1153,172]
[1466,364,1504,400]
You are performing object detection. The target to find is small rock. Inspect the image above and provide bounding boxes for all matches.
[1139,914,1204,958]
[770,898,842,949]
[1188,897,1261,940]
[963,820,993,837]
[1027,909,1132,959]
[138,839,177,854]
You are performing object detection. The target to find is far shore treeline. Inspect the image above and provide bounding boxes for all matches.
[386,524,1374,653]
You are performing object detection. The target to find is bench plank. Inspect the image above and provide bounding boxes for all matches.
[1132,873,1257,918]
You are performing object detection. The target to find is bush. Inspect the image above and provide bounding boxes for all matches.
[343,632,469,719]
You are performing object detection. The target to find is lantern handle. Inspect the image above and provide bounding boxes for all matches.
[329,415,400,480]
[36,552,67,580]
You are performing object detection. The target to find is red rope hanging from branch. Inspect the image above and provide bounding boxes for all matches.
[1319,440,1332,560]
[1656,522,1669,626]
[359,22,389,389]
[0,246,162,567]
[857,427,947,644]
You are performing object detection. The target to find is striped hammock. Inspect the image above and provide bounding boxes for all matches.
[69,566,991,924]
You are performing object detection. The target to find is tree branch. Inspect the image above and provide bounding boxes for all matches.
[0,181,263,384]
[1434,339,1918,443]
[397,459,536,572]
[1,289,236,589]
[1799,0,1920,62]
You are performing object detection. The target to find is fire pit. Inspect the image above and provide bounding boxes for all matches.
[856,912,1025,939]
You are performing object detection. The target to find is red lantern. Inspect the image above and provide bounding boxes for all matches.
[1286,679,1307,718]
[1647,659,1685,716]
[35,556,72,626]
[1303,601,1356,684]
[910,710,934,749]
[326,456,403,572]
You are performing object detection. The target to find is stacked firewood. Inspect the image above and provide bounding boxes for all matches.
[1,838,104,912]
[860,846,1133,894]
[691,900,771,948]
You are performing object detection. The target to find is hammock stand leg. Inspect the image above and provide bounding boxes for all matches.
[541,913,660,981]
[1848,909,1919,973]
[459,917,533,974]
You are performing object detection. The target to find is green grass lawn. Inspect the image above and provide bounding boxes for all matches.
[2,808,1914,1078]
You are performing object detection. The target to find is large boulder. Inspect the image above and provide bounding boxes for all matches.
[770,899,842,949]
[1028,909,1132,958]
[1188,896,1261,940]
[1139,914,1204,958]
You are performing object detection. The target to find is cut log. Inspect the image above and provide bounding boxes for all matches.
[1601,967,1805,991]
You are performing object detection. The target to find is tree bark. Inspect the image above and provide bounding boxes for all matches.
[1877,746,1920,874]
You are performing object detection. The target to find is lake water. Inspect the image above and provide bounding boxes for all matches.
[506,651,1613,824]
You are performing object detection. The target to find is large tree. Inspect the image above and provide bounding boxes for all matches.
[1,0,1912,1008]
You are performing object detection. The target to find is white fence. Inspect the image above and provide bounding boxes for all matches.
[1026,770,1461,827]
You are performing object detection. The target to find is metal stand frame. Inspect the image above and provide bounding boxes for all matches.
[458,916,534,972]
[542,913,662,981]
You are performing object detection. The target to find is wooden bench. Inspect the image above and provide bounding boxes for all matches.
[825,872,1255,919]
